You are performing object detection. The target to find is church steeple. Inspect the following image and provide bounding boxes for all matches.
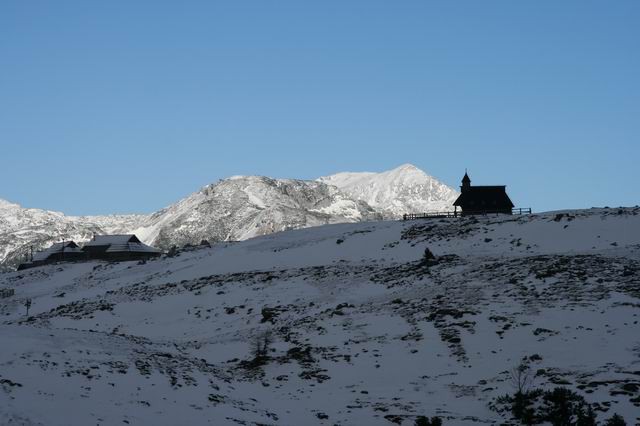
[461,170,471,192]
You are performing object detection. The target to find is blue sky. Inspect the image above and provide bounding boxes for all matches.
[1,1,638,215]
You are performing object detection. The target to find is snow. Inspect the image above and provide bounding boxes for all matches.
[0,198,21,209]
[129,175,379,250]
[1,207,639,425]
[318,163,460,218]
[243,187,267,209]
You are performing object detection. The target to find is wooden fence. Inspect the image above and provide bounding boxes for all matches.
[403,207,532,220]
[0,288,15,299]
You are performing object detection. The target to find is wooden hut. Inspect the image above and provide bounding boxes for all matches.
[17,241,84,270]
[82,234,161,261]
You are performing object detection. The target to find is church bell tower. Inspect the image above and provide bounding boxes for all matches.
[461,170,471,193]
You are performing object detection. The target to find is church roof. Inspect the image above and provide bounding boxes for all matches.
[453,186,514,209]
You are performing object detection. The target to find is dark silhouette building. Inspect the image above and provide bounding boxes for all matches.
[17,241,85,270]
[17,234,161,270]
[453,172,514,215]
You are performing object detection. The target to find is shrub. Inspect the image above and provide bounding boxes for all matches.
[512,390,540,424]
[576,405,597,426]
[541,387,588,426]
[494,386,600,426]
[414,416,443,426]
[604,414,627,426]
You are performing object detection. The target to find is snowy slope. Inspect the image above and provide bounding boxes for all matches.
[318,164,459,219]
[1,208,639,425]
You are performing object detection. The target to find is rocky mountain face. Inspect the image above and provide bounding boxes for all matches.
[318,164,459,219]
[132,176,380,250]
[0,165,457,269]
[1,208,638,425]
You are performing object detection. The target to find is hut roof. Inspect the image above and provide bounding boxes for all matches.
[83,234,161,254]
[32,241,82,262]
[84,235,142,246]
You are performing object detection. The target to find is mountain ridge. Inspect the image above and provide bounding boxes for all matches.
[131,175,380,250]
[0,165,457,270]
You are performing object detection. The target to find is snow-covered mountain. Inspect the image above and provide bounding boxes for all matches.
[318,164,459,219]
[0,199,146,271]
[133,176,380,250]
[1,208,638,425]
[1,165,456,270]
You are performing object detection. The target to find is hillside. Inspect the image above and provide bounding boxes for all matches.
[1,208,639,425]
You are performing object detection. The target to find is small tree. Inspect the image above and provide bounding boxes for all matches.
[422,247,437,266]
[510,362,534,395]
[509,362,536,421]
[250,330,273,362]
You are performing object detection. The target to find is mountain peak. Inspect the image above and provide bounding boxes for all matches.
[318,165,458,218]
[0,198,20,209]
[393,163,419,172]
